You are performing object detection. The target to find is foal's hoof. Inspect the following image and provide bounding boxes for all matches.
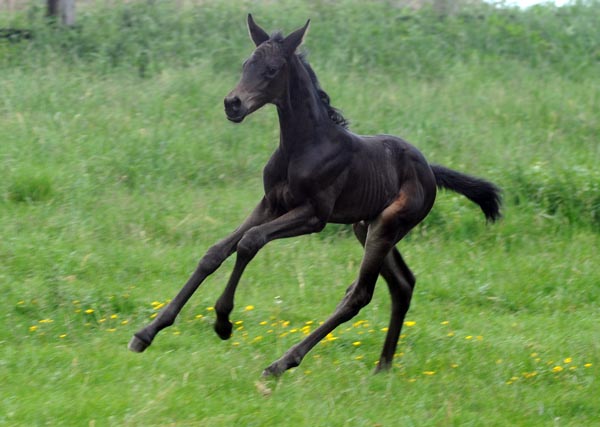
[262,364,284,378]
[373,360,392,374]
[214,319,233,340]
[128,334,151,353]
[262,358,296,377]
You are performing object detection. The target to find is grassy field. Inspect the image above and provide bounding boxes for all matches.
[1,1,599,425]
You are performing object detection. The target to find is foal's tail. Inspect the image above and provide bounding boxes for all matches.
[431,164,502,222]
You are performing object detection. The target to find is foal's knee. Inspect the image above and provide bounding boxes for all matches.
[236,228,266,260]
[198,245,228,274]
[338,285,373,323]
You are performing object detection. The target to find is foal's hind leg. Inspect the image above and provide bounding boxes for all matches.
[263,214,408,376]
[353,222,416,372]
[263,183,432,377]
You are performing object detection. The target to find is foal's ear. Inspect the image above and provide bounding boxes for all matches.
[282,19,310,56]
[247,14,270,47]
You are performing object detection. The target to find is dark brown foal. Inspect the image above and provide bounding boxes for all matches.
[129,15,501,377]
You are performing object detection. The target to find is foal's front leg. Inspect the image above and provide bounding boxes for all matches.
[128,198,275,353]
[213,203,326,340]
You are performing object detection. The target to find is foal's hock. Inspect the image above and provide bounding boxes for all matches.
[129,15,501,377]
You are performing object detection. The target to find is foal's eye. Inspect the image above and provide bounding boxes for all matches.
[264,66,279,78]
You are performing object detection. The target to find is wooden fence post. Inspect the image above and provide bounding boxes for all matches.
[47,0,75,26]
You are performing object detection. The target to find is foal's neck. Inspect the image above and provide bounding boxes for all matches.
[277,55,331,153]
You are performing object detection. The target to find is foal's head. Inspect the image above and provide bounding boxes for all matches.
[224,14,309,123]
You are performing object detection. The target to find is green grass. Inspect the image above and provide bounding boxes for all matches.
[1,1,599,426]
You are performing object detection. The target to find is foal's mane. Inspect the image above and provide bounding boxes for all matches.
[270,32,349,129]
[299,55,350,129]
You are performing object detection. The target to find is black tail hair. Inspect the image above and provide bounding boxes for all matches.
[431,164,502,222]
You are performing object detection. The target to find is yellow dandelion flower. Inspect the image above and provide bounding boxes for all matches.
[281,320,290,327]
[530,352,538,358]
[234,320,244,325]
[252,336,263,343]
[153,303,165,310]
[423,371,436,376]
[584,363,592,368]
[17,300,25,305]
[381,327,389,332]
[408,378,417,383]
[59,334,67,339]
[259,321,268,326]
[323,333,337,342]
[39,319,53,324]
[404,321,416,327]
[563,357,572,364]
[352,341,362,347]
[447,332,455,337]
[110,314,118,319]
[172,331,181,335]
[29,325,38,332]
[206,306,214,312]
[451,363,459,368]
[551,366,563,373]
[84,309,94,314]
[98,318,106,323]
[465,335,473,340]
[304,320,314,325]
[355,355,364,360]
[121,320,129,325]
[244,305,255,311]
[441,320,450,325]
[195,314,204,319]
[150,313,157,319]
[107,328,117,332]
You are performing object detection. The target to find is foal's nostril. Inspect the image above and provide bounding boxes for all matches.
[224,96,242,113]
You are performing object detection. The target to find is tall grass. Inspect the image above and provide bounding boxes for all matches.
[2,0,599,229]
[2,1,600,77]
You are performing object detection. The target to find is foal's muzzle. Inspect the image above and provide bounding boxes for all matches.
[224,95,247,123]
